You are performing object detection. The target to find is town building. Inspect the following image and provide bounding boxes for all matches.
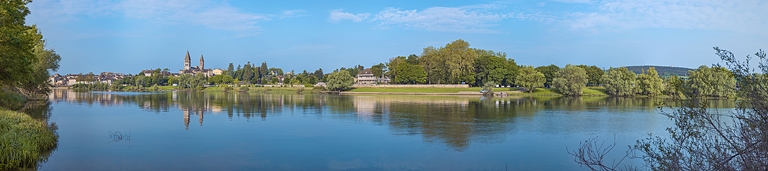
[179,51,214,76]
[354,69,377,85]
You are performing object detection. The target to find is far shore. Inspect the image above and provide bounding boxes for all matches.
[55,85,624,97]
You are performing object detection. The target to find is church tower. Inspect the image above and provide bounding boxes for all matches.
[200,54,205,70]
[184,51,191,70]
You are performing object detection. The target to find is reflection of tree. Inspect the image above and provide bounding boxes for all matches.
[49,90,737,151]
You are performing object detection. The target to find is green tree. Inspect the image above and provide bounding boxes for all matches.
[662,75,683,97]
[602,67,638,97]
[687,65,735,97]
[394,62,427,84]
[636,67,664,96]
[313,68,324,80]
[226,63,235,76]
[17,26,61,96]
[552,65,589,96]
[259,62,268,84]
[0,0,36,88]
[535,64,560,88]
[386,56,407,82]
[576,65,604,86]
[474,55,514,87]
[516,66,545,93]
[326,70,354,91]
[370,63,386,78]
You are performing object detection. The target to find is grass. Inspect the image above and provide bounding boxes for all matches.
[0,109,58,170]
[348,87,518,93]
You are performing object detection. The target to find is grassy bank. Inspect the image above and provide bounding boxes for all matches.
[347,86,610,96]
[349,87,514,93]
[0,109,58,170]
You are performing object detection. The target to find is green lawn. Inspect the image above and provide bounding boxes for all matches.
[348,87,518,93]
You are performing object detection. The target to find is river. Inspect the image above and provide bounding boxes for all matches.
[25,90,734,170]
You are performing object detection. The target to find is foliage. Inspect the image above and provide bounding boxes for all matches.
[516,66,545,93]
[633,47,768,170]
[602,67,637,97]
[662,75,684,97]
[636,67,664,96]
[0,0,36,87]
[370,63,386,78]
[418,39,479,84]
[687,65,736,98]
[553,65,589,96]
[394,62,427,84]
[535,64,560,88]
[176,73,207,89]
[576,65,604,86]
[625,65,694,77]
[474,55,517,87]
[481,81,495,96]
[326,70,354,91]
[0,109,58,170]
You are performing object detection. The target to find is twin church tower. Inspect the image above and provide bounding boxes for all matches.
[180,51,212,75]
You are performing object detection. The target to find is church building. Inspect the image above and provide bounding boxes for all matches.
[179,51,213,76]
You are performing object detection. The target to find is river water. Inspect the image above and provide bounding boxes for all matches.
[27,90,734,170]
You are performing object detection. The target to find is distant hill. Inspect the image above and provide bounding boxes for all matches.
[623,65,694,76]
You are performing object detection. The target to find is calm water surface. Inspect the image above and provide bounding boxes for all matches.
[27,90,734,170]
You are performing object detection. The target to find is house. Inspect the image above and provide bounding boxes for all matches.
[354,68,377,85]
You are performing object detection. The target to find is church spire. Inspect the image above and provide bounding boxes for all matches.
[184,51,191,70]
[200,54,205,70]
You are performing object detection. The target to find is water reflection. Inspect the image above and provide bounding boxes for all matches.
[48,89,735,151]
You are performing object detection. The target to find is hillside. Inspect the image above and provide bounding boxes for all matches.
[624,65,694,76]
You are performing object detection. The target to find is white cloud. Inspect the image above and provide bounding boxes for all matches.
[29,0,276,35]
[328,9,370,23]
[567,0,768,36]
[280,10,307,19]
[552,0,592,4]
[371,5,542,33]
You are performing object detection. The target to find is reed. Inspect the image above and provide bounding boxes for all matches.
[0,109,58,170]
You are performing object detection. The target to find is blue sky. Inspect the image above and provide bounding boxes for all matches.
[27,0,768,75]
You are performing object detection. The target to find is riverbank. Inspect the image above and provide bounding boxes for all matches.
[344,87,610,96]
[0,108,58,170]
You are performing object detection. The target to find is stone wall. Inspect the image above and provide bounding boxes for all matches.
[352,84,469,88]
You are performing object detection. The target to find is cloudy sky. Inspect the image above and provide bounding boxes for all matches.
[27,0,768,75]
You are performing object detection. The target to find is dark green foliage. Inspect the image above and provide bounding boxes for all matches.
[516,66,545,93]
[535,64,560,88]
[474,55,517,87]
[394,62,426,84]
[576,65,604,86]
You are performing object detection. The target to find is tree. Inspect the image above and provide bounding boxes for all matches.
[516,66,545,93]
[577,65,604,86]
[0,0,36,88]
[394,62,427,84]
[602,67,637,97]
[17,26,61,96]
[386,56,407,82]
[536,64,560,88]
[687,65,735,98]
[226,63,235,76]
[553,65,589,96]
[326,70,354,91]
[634,48,768,170]
[662,75,684,97]
[313,68,324,80]
[636,67,664,96]
[474,55,514,87]
[370,63,386,78]
[259,62,268,84]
